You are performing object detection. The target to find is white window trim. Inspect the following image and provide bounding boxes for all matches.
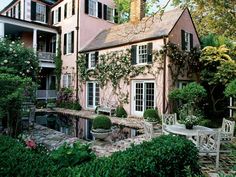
[88,52,96,69]
[54,9,58,24]
[35,3,46,23]
[88,0,98,17]
[185,31,191,51]
[136,44,148,65]
[86,81,99,109]
[66,32,72,55]
[131,80,156,116]
[106,6,115,23]
[62,74,72,88]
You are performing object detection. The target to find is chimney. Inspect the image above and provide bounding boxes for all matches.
[130,0,146,24]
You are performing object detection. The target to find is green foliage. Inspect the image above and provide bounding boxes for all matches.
[115,106,127,118]
[225,79,236,98]
[0,74,36,136]
[0,38,39,81]
[201,34,234,49]
[50,142,95,168]
[169,82,207,104]
[173,0,236,40]
[74,135,202,177]
[55,37,62,91]
[36,100,47,109]
[113,0,130,23]
[92,116,112,130]
[143,109,160,122]
[165,43,201,84]
[0,135,57,177]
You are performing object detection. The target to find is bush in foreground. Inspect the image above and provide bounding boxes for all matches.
[74,135,202,177]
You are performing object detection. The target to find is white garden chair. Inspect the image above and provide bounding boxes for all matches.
[162,113,177,134]
[220,118,235,142]
[143,121,154,139]
[196,130,221,169]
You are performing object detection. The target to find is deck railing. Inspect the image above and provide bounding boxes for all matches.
[36,90,57,99]
[37,52,55,63]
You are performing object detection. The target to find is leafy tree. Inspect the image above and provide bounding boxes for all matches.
[172,0,236,40]
[225,79,236,98]
[0,38,39,81]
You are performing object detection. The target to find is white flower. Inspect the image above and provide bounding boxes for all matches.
[14,54,17,57]
[11,41,15,44]
[3,59,8,63]
[26,70,30,73]
[9,48,13,51]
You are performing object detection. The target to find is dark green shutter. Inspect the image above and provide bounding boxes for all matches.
[46,6,49,23]
[58,7,61,22]
[114,9,118,23]
[131,45,137,65]
[18,2,21,18]
[71,31,74,53]
[95,52,99,65]
[85,0,89,14]
[64,33,67,55]
[103,4,107,20]
[64,3,67,18]
[190,33,193,49]
[85,54,89,68]
[147,43,153,64]
[181,29,185,50]
[72,0,75,15]
[31,1,36,20]
[97,2,102,18]
[52,11,54,24]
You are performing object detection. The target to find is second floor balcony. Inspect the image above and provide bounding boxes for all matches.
[37,52,55,63]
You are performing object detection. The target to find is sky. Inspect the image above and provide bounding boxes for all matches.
[0,0,12,11]
[0,0,174,11]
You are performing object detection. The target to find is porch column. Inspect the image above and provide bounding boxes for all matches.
[0,22,5,38]
[33,29,37,52]
[55,33,59,55]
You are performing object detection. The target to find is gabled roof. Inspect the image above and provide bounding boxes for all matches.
[81,7,185,52]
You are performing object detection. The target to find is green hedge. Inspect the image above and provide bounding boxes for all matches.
[0,135,71,177]
[74,135,201,177]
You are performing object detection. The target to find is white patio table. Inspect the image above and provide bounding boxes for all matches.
[165,124,213,137]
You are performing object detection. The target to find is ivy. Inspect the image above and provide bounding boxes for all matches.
[164,43,201,85]
[55,37,62,91]
[77,49,163,105]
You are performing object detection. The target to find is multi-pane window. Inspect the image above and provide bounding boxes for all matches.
[89,53,96,68]
[185,32,191,51]
[53,7,61,24]
[67,32,72,54]
[89,0,97,16]
[87,82,99,108]
[36,3,46,22]
[62,74,72,88]
[106,6,114,22]
[138,45,148,64]
[67,1,72,17]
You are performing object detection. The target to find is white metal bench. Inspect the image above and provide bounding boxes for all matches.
[97,101,117,116]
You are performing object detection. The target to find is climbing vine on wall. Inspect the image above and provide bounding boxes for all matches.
[77,49,163,105]
[163,43,201,85]
[55,37,62,91]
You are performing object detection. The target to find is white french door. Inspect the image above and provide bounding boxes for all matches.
[132,80,155,116]
[86,81,99,109]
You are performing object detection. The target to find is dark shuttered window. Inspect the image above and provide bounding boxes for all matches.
[97,2,102,18]
[85,0,89,14]
[64,3,67,18]
[103,4,107,20]
[147,42,153,64]
[64,33,67,55]
[31,1,36,20]
[131,45,137,65]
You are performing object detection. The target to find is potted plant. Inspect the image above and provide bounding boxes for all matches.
[143,109,160,124]
[91,115,112,140]
[182,115,199,129]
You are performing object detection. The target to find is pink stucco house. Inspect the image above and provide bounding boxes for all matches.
[0,0,116,100]
[79,0,200,116]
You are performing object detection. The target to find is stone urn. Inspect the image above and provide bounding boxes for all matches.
[91,129,112,140]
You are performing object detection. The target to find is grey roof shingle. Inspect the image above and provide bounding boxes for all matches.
[81,7,184,52]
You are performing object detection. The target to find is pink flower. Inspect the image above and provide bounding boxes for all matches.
[25,139,36,149]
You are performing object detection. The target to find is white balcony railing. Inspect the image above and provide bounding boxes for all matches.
[37,52,55,63]
[36,90,57,99]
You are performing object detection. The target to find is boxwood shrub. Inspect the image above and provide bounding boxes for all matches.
[143,109,160,122]
[74,135,201,177]
[0,135,72,177]
[92,115,112,130]
[115,106,127,118]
